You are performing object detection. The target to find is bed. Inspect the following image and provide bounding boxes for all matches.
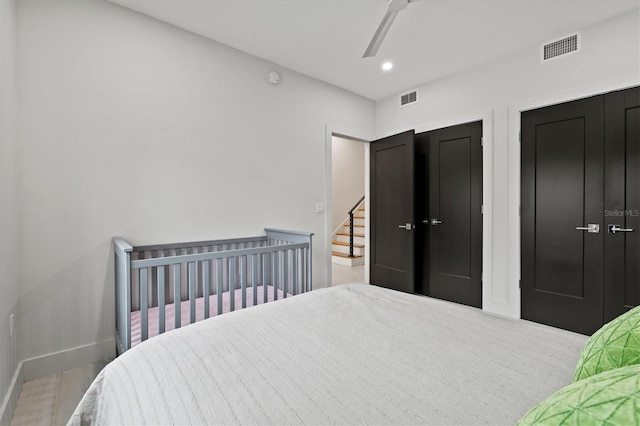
[70,283,586,425]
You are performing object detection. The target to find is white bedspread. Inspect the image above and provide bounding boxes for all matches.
[69,284,586,425]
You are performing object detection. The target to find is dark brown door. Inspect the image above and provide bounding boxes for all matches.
[370,130,415,293]
[604,87,640,321]
[521,96,605,335]
[427,121,483,308]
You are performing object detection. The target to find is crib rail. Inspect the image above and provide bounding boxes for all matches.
[114,229,313,354]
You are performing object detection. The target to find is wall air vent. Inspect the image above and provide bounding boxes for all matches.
[400,90,418,107]
[541,32,581,62]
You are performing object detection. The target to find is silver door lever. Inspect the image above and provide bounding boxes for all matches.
[431,219,442,225]
[398,223,413,230]
[608,224,634,234]
[576,224,600,233]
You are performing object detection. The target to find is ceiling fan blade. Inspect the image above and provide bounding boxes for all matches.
[362,8,399,58]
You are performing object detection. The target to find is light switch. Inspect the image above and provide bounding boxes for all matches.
[316,203,325,213]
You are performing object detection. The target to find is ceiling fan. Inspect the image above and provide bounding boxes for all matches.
[363,0,418,58]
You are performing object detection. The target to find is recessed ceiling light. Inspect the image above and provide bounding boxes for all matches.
[382,61,393,71]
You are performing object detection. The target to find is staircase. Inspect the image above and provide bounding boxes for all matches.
[332,201,365,267]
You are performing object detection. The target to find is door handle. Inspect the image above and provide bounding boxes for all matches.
[575,224,600,233]
[431,219,442,226]
[608,224,634,234]
[398,223,413,230]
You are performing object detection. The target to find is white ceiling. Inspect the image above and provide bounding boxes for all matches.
[110,0,639,101]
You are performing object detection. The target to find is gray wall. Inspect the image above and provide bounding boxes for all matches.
[0,0,21,422]
[17,0,374,364]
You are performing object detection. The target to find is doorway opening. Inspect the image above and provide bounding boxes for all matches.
[329,134,368,286]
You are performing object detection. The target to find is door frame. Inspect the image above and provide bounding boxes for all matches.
[509,81,640,320]
[324,125,373,287]
[379,109,494,311]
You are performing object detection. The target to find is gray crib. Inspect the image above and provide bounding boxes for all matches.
[114,228,313,354]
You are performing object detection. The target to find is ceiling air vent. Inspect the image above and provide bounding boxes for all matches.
[400,90,418,107]
[541,32,581,62]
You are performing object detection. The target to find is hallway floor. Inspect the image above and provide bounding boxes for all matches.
[332,263,364,286]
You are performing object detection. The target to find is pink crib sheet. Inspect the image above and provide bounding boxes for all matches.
[130,285,285,347]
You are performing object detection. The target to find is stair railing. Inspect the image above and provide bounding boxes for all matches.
[347,196,365,258]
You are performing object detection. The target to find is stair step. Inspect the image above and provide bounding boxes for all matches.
[332,253,364,267]
[332,251,363,259]
[337,232,365,238]
[332,241,364,256]
[345,224,365,228]
[332,241,364,248]
[353,215,365,219]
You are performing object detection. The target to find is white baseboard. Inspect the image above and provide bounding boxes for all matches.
[23,339,115,382]
[0,339,114,424]
[0,361,23,426]
[332,255,364,267]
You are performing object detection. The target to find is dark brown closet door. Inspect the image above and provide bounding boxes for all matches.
[428,121,483,308]
[370,130,415,293]
[604,87,640,321]
[521,96,604,335]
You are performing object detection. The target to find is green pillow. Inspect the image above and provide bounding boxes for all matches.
[518,364,640,426]
[574,305,640,382]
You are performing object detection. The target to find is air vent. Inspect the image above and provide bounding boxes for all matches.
[400,90,418,107]
[541,32,581,62]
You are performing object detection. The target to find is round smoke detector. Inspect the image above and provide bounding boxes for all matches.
[266,71,281,85]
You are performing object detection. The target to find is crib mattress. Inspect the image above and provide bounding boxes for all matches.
[130,285,285,347]
[70,284,586,425]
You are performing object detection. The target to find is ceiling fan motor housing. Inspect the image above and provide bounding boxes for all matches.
[389,0,409,12]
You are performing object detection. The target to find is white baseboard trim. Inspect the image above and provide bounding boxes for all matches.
[331,255,364,267]
[22,339,115,382]
[0,361,23,426]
